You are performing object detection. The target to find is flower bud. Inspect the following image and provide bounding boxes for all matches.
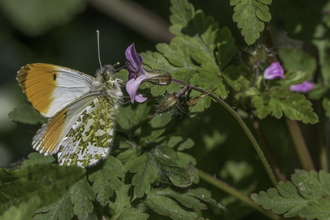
[150,94,179,118]
[142,70,171,85]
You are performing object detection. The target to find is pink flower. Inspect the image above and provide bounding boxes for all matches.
[289,81,314,92]
[263,62,285,80]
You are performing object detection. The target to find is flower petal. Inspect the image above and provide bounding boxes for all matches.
[134,93,148,103]
[125,43,143,69]
[264,62,285,80]
[290,81,314,93]
[126,75,149,103]
[125,61,136,80]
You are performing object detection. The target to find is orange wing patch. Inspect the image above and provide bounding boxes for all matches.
[38,108,68,154]
[17,63,58,115]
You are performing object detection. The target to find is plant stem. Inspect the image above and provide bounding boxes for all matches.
[251,115,287,182]
[318,100,328,171]
[172,78,278,186]
[284,117,315,171]
[198,170,283,220]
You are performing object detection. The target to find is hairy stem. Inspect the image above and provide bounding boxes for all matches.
[198,170,283,220]
[172,78,277,186]
[285,117,315,171]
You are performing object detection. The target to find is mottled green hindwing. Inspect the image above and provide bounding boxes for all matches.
[58,96,118,167]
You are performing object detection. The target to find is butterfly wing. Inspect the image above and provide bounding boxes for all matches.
[17,63,95,118]
[33,92,120,167]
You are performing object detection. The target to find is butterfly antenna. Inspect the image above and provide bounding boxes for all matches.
[96,30,102,68]
[115,65,126,72]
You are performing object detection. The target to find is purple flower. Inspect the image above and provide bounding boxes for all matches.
[263,62,285,80]
[289,81,314,93]
[125,43,149,103]
[125,43,172,103]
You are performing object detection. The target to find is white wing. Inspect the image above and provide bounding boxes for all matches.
[32,92,120,167]
[17,63,96,117]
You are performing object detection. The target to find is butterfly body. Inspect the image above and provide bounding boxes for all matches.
[17,63,122,167]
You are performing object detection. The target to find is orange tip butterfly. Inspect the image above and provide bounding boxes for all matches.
[17,32,123,167]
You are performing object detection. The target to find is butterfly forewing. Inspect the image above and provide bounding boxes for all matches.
[17,63,95,118]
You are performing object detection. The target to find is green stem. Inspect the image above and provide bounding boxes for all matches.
[318,100,328,171]
[198,170,283,220]
[251,115,287,182]
[172,78,277,186]
[284,117,315,171]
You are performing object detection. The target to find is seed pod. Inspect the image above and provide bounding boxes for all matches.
[142,70,171,85]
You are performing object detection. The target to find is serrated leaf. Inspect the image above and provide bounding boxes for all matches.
[232,0,271,45]
[34,176,94,220]
[88,156,125,206]
[251,170,330,219]
[0,0,86,36]
[1,196,40,220]
[144,194,198,220]
[0,164,85,215]
[8,104,46,125]
[126,153,156,198]
[278,71,313,87]
[169,0,195,35]
[278,47,317,72]
[108,182,132,217]
[118,208,149,220]
[252,89,318,124]
[147,188,207,210]
[21,153,55,167]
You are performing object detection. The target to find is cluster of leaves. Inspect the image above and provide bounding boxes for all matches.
[251,170,330,219]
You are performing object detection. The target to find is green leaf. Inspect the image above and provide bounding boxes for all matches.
[0,164,85,215]
[88,156,125,206]
[217,27,237,70]
[278,47,317,72]
[8,104,46,125]
[21,153,55,167]
[126,153,156,198]
[232,0,271,45]
[222,65,243,91]
[169,0,195,35]
[144,188,198,220]
[152,146,194,188]
[278,71,313,87]
[108,182,132,218]
[0,0,86,36]
[163,136,195,151]
[1,196,40,220]
[118,208,149,220]
[252,89,319,124]
[117,148,142,163]
[34,176,94,220]
[251,170,330,219]
[147,187,207,210]
[116,103,150,132]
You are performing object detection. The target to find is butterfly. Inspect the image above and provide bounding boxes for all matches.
[17,63,123,167]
